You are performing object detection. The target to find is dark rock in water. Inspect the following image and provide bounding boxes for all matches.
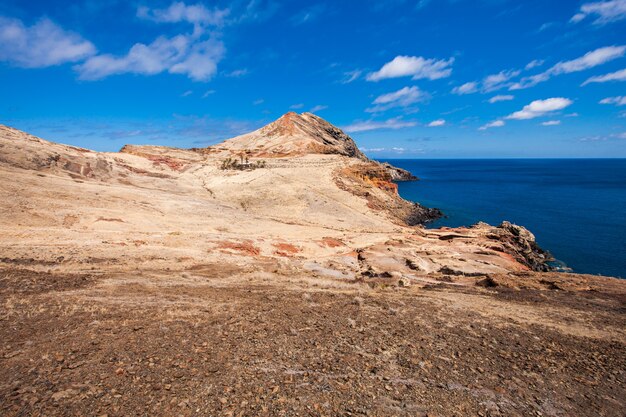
[405,204,442,226]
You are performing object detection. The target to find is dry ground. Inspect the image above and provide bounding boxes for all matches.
[1,266,624,417]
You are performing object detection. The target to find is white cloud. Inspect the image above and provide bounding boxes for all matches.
[202,89,216,98]
[506,98,573,120]
[343,117,417,133]
[510,46,626,90]
[137,2,229,29]
[570,0,626,25]
[541,120,561,126]
[600,96,626,105]
[428,119,446,127]
[0,16,95,68]
[489,95,514,103]
[310,104,328,113]
[366,86,428,112]
[580,132,626,141]
[226,68,248,77]
[253,98,264,105]
[359,146,422,154]
[453,69,520,95]
[366,55,454,82]
[181,90,193,97]
[482,69,521,91]
[582,68,626,85]
[75,35,225,81]
[479,120,505,130]
[525,59,544,70]
[341,70,362,84]
[452,81,478,95]
[75,2,230,82]
[289,103,304,109]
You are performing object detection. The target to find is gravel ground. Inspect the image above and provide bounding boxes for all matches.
[1,267,624,417]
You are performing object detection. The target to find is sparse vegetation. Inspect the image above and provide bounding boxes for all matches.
[220,156,267,171]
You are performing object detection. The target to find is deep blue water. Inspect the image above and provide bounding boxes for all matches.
[382,159,626,278]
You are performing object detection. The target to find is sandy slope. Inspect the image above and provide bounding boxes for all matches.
[0,114,624,416]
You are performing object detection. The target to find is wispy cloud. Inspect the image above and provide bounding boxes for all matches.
[452,82,478,95]
[253,98,265,105]
[506,98,572,120]
[343,117,417,132]
[600,96,626,105]
[453,69,520,95]
[0,16,96,68]
[489,95,514,103]
[289,103,304,109]
[427,119,446,127]
[582,68,626,85]
[290,4,326,25]
[479,120,505,130]
[341,69,362,84]
[525,59,544,70]
[510,46,626,90]
[579,131,626,141]
[137,2,229,30]
[570,0,626,25]
[482,69,521,91]
[541,120,561,126]
[359,146,423,155]
[225,68,249,77]
[366,55,454,81]
[366,86,428,112]
[202,89,216,98]
[181,90,193,97]
[310,104,328,113]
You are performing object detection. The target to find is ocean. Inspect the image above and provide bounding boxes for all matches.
[382,159,626,278]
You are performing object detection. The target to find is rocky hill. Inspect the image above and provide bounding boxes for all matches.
[217,111,367,159]
[0,114,624,416]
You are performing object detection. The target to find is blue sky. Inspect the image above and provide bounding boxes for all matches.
[1,0,625,158]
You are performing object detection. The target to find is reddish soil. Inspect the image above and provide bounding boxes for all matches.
[217,240,261,257]
[318,237,346,248]
[272,243,300,257]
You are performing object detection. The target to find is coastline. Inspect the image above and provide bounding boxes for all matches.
[384,158,626,278]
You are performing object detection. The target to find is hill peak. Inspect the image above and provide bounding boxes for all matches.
[217,112,367,159]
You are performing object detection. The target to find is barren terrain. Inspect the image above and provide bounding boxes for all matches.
[1,113,624,416]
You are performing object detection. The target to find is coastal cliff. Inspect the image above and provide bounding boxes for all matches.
[1,116,624,416]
